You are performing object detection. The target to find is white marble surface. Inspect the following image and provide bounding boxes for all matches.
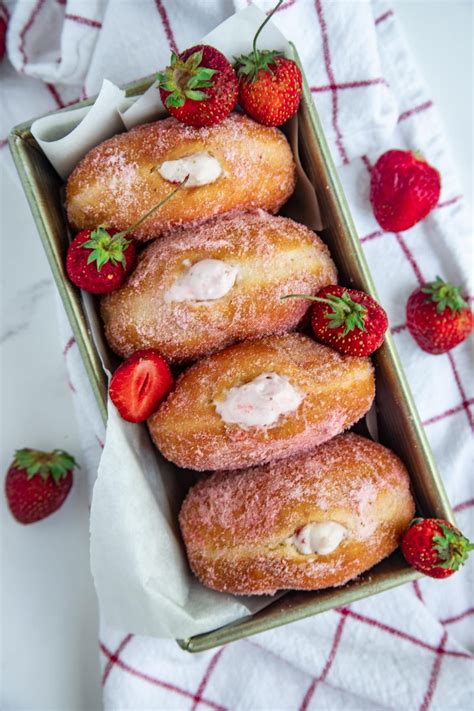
[0,2,472,710]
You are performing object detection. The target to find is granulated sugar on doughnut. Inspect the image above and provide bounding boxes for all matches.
[148,333,375,471]
[179,433,415,595]
[66,113,296,240]
[101,211,337,362]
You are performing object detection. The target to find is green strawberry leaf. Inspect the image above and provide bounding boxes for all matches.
[14,449,78,483]
[184,89,208,101]
[165,92,186,108]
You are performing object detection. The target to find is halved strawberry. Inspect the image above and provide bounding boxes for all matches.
[109,350,174,423]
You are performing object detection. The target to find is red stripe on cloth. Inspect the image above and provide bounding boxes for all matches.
[375,9,394,25]
[0,1,10,21]
[423,399,474,427]
[100,641,227,710]
[453,498,474,513]
[0,138,8,149]
[311,78,386,93]
[45,82,65,109]
[102,633,134,685]
[191,648,226,711]
[441,608,474,626]
[394,232,424,285]
[269,0,297,13]
[95,435,105,449]
[63,336,76,355]
[412,580,425,603]
[447,352,474,431]
[67,378,76,394]
[337,608,473,659]
[391,323,408,334]
[360,229,383,243]
[19,0,46,70]
[314,0,349,165]
[437,195,463,209]
[64,13,102,29]
[398,100,434,123]
[419,631,447,711]
[299,615,347,711]
[361,154,373,172]
[154,0,178,54]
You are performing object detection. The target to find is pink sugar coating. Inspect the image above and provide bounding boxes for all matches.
[180,433,413,550]
[101,210,337,361]
[68,114,295,238]
[152,333,375,471]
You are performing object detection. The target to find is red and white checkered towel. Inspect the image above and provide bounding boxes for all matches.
[2,0,473,708]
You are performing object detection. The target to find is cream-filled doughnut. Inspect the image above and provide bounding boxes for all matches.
[148,333,375,471]
[66,114,296,240]
[100,211,337,362]
[179,434,415,595]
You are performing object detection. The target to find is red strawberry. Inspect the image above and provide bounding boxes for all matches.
[370,149,441,231]
[5,449,77,524]
[109,349,174,423]
[283,285,388,356]
[67,227,136,294]
[66,182,186,294]
[401,518,474,578]
[235,2,302,126]
[406,276,472,354]
[157,45,238,127]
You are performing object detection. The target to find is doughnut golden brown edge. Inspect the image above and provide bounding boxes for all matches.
[148,333,375,471]
[66,114,296,240]
[100,211,337,362]
[179,433,415,595]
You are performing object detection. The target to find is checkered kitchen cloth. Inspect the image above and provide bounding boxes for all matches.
[2,0,473,708]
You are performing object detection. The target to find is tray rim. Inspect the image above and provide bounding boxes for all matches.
[8,44,454,652]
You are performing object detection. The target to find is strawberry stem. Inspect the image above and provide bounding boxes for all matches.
[281,293,352,313]
[282,291,368,336]
[252,0,284,59]
[119,176,189,238]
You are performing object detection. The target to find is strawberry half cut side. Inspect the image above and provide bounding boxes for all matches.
[109,350,174,423]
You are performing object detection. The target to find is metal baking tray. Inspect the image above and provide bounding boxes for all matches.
[9,45,454,653]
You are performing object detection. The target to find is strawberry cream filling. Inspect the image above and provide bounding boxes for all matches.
[164,259,239,302]
[158,152,222,187]
[286,521,348,555]
[214,373,304,428]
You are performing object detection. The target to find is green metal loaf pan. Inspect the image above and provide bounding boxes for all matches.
[9,46,454,652]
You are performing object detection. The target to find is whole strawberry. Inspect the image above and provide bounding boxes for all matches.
[5,449,77,524]
[67,227,136,294]
[66,181,186,294]
[157,45,238,127]
[401,518,474,578]
[235,1,302,126]
[283,285,388,356]
[406,276,472,354]
[370,149,441,231]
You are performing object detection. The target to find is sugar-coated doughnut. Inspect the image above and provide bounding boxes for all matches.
[148,333,375,471]
[179,433,415,595]
[100,211,337,362]
[66,114,296,240]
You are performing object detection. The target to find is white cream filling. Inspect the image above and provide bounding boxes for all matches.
[214,373,304,428]
[164,259,238,303]
[287,522,348,555]
[158,152,222,187]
